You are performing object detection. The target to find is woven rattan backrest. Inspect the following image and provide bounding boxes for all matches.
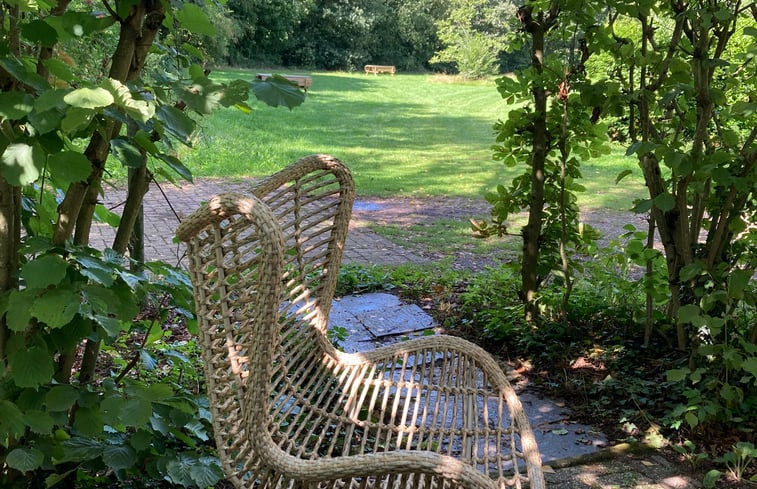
[250,155,354,358]
[176,193,285,488]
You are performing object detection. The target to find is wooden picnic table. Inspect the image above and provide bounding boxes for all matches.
[255,73,313,91]
[364,64,396,75]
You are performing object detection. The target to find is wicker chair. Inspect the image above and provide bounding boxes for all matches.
[176,155,546,489]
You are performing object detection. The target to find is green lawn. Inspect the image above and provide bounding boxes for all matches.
[183,68,645,209]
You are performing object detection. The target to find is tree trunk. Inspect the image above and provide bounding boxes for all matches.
[0,178,20,361]
[75,0,166,384]
[520,8,549,322]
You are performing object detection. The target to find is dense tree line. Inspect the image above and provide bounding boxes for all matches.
[219,0,527,74]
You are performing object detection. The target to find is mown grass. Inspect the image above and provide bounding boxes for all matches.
[183,68,645,210]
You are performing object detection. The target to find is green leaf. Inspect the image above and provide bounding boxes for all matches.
[2,142,46,185]
[45,468,77,488]
[22,254,69,289]
[47,151,92,187]
[678,304,700,324]
[219,79,250,108]
[126,382,173,402]
[31,287,80,328]
[666,367,690,382]
[43,58,74,83]
[73,253,115,287]
[35,89,70,112]
[46,385,79,411]
[73,406,104,438]
[94,204,121,227]
[94,315,122,337]
[727,269,752,298]
[0,400,27,440]
[175,3,216,35]
[6,447,44,473]
[0,58,50,92]
[119,398,152,427]
[625,141,656,156]
[156,153,193,182]
[615,169,633,184]
[252,76,306,109]
[59,437,103,463]
[189,460,224,487]
[101,79,155,123]
[21,19,58,47]
[24,409,55,434]
[703,469,722,488]
[742,357,757,382]
[102,444,137,471]
[64,87,114,109]
[654,193,676,212]
[181,42,204,59]
[0,91,34,119]
[155,105,195,144]
[28,109,63,134]
[6,289,34,332]
[110,138,144,168]
[10,346,54,388]
[60,107,94,134]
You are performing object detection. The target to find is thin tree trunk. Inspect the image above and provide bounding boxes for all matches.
[0,179,20,361]
[35,0,72,78]
[519,7,550,322]
[76,1,166,384]
[644,216,655,347]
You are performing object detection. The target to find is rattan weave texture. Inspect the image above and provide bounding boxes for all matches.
[176,155,546,489]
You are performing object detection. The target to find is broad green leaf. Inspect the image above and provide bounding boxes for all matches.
[59,437,103,462]
[21,19,58,46]
[64,87,113,109]
[24,409,55,434]
[10,346,54,388]
[2,142,45,185]
[73,253,115,287]
[155,105,195,144]
[742,357,757,382]
[0,91,34,119]
[119,398,152,427]
[0,400,26,440]
[31,288,80,328]
[678,304,700,324]
[48,151,91,187]
[219,79,250,108]
[181,42,204,59]
[94,315,122,337]
[175,3,216,36]
[703,469,722,488]
[727,269,752,298]
[28,109,63,134]
[46,385,79,411]
[94,204,121,227]
[252,76,306,110]
[6,447,44,473]
[654,193,676,212]
[189,460,224,487]
[22,254,69,289]
[133,130,158,154]
[632,198,653,213]
[0,58,50,92]
[166,454,195,486]
[101,79,155,122]
[34,89,70,112]
[6,289,34,332]
[129,430,152,451]
[45,468,77,488]
[110,138,144,168]
[73,406,104,438]
[60,107,94,134]
[43,58,74,83]
[625,141,656,156]
[126,382,173,402]
[156,153,193,182]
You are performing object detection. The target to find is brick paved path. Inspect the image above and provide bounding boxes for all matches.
[90,178,429,268]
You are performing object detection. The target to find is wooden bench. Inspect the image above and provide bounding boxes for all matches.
[255,73,313,91]
[364,64,396,75]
